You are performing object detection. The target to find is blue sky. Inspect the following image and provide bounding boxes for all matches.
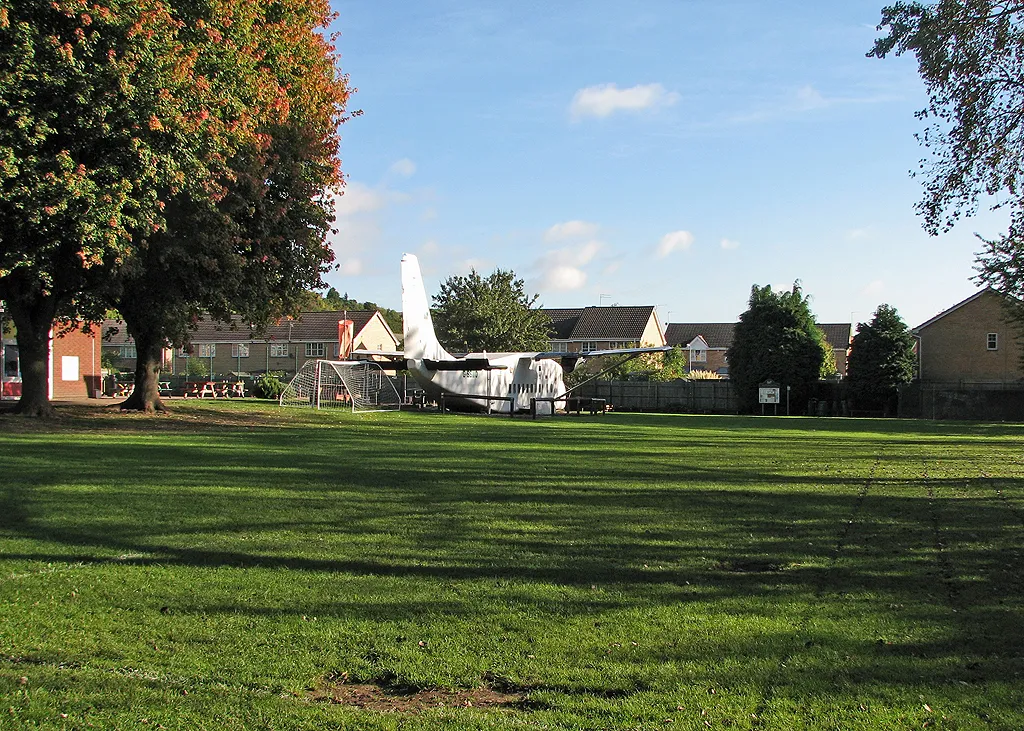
[324,1,1008,330]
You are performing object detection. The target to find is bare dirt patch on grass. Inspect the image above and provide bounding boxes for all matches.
[308,679,525,713]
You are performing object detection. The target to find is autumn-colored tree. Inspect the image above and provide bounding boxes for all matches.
[0,0,286,415]
[0,0,352,409]
[109,0,350,412]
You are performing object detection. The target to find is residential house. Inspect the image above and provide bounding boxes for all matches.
[663,323,736,376]
[912,289,1023,384]
[102,310,399,379]
[664,322,852,377]
[542,306,666,352]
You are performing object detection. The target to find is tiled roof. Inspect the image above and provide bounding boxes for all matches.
[665,323,736,349]
[819,323,852,351]
[102,311,384,345]
[540,306,657,341]
[666,322,851,351]
[541,308,582,339]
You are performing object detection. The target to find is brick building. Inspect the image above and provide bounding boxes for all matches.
[542,306,666,352]
[102,310,398,380]
[0,323,102,400]
[912,289,1024,384]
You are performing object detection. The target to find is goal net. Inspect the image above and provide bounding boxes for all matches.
[280,360,402,413]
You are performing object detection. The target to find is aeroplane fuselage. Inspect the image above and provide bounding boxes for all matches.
[402,254,566,414]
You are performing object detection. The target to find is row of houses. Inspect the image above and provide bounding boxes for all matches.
[540,305,853,378]
[3,287,1022,401]
[101,310,399,378]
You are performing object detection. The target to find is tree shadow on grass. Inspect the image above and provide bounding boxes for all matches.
[2,409,1023,698]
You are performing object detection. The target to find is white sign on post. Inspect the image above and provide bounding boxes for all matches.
[759,387,780,404]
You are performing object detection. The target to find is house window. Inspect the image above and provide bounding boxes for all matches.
[691,349,707,362]
[581,341,597,352]
[196,344,215,358]
[231,344,249,358]
[549,341,569,353]
[305,342,325,358]
[987,333,998,350]
[119,344,137,358]
[177,347,190,358]
[270,344,289,358]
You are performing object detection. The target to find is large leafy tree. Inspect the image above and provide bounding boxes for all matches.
[109,0,349,412]
[846,304,916,415]
[727,283,835,413]
[869,2,1024,292]
[432,268,552,353]
[0,0,282,415]
[0,0,348,415]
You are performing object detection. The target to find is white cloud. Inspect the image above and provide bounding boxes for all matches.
[457,257,492,274]
[656,230,694,258]
[846,227,870,241]
[340,258,363,276]
[795,84,827,111]
[535,240,604,291]
[570,83,679,120]
[720,238,740,250]
[544,219,599,241]
[389,158,417,178]
[333,182,386,217]
[730,85,897,125]
[542,266,588,291]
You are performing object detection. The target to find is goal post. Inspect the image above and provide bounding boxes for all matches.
[280,360,402,413]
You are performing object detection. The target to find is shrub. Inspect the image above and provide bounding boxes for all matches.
[686,369,722,380]
[184,358,209,379]
[253,372,286,400]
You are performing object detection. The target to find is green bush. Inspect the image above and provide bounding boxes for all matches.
[253,372,286,399]
[184,358,209,379]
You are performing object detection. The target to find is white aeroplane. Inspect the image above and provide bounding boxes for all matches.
[369,253,670,414]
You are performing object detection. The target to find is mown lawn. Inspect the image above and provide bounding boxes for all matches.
[1,401,1022,730]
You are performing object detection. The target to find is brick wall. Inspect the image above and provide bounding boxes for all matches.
[918,291,1024,383]
[52,327,101,399]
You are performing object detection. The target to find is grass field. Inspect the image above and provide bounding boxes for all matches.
[1,402,1022,730]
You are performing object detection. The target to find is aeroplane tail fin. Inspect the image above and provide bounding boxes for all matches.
[401,253,451,361]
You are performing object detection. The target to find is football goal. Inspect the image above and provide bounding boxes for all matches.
[280,360,402,413]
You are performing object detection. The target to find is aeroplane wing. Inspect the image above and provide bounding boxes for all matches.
[352,349,404,358]
[351,349,509,371]
[532,345,673,361]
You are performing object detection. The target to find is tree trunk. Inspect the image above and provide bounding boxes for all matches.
[119,327,168,413]
[4,281,58,418]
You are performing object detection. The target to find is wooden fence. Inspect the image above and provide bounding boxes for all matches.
[573,379,738,414]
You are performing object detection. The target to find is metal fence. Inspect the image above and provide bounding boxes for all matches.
[899,382,1024,421]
